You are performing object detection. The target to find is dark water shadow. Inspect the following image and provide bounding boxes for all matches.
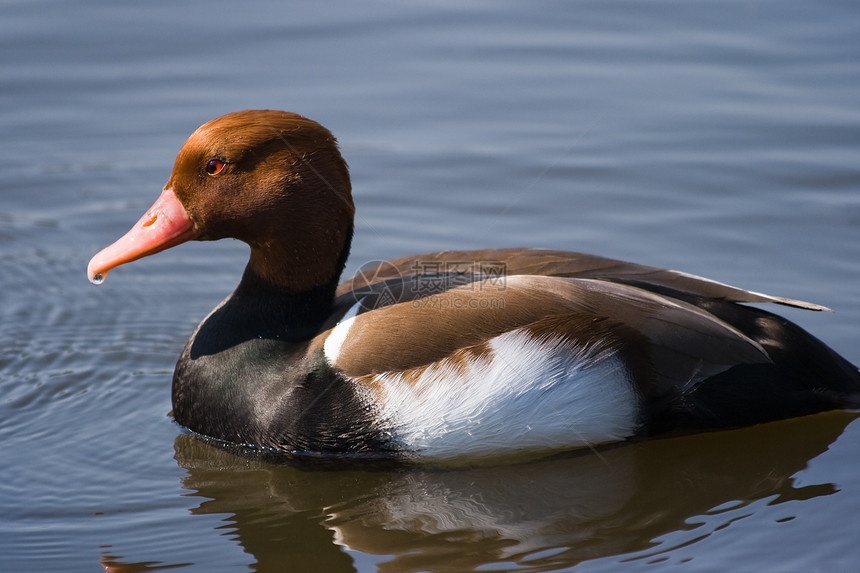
[170,411,855,572]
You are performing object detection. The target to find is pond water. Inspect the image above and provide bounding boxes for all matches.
[2,1,859,571]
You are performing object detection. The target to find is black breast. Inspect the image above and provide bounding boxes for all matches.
[170,268,399,458]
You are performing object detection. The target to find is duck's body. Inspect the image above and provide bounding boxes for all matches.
[88,110,860,460]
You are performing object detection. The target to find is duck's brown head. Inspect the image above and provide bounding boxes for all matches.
[87,110,355,293]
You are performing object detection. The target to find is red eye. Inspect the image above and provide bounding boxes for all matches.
[205,158,226,175]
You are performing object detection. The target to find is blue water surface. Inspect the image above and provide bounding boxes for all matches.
[2,1,859,571]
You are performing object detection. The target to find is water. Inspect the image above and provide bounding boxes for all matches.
[2,0,859,571]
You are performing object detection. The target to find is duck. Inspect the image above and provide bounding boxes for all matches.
[87,110,860,460]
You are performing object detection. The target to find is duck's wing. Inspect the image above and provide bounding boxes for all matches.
[336,247,828,311]
[323,274,770,392]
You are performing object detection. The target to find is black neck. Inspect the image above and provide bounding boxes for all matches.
[229,266,337,341]
[189,225,353,356]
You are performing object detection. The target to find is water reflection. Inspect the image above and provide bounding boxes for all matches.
[99,547,191,572]
[173,412,854,572]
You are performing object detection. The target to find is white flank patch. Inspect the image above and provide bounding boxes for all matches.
[323,299,363,366]
[370,329,639,459]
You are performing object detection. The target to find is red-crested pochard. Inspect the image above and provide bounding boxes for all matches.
[87,110,860,460]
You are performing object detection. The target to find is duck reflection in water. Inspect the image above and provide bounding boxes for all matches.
[168,411,854,572]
